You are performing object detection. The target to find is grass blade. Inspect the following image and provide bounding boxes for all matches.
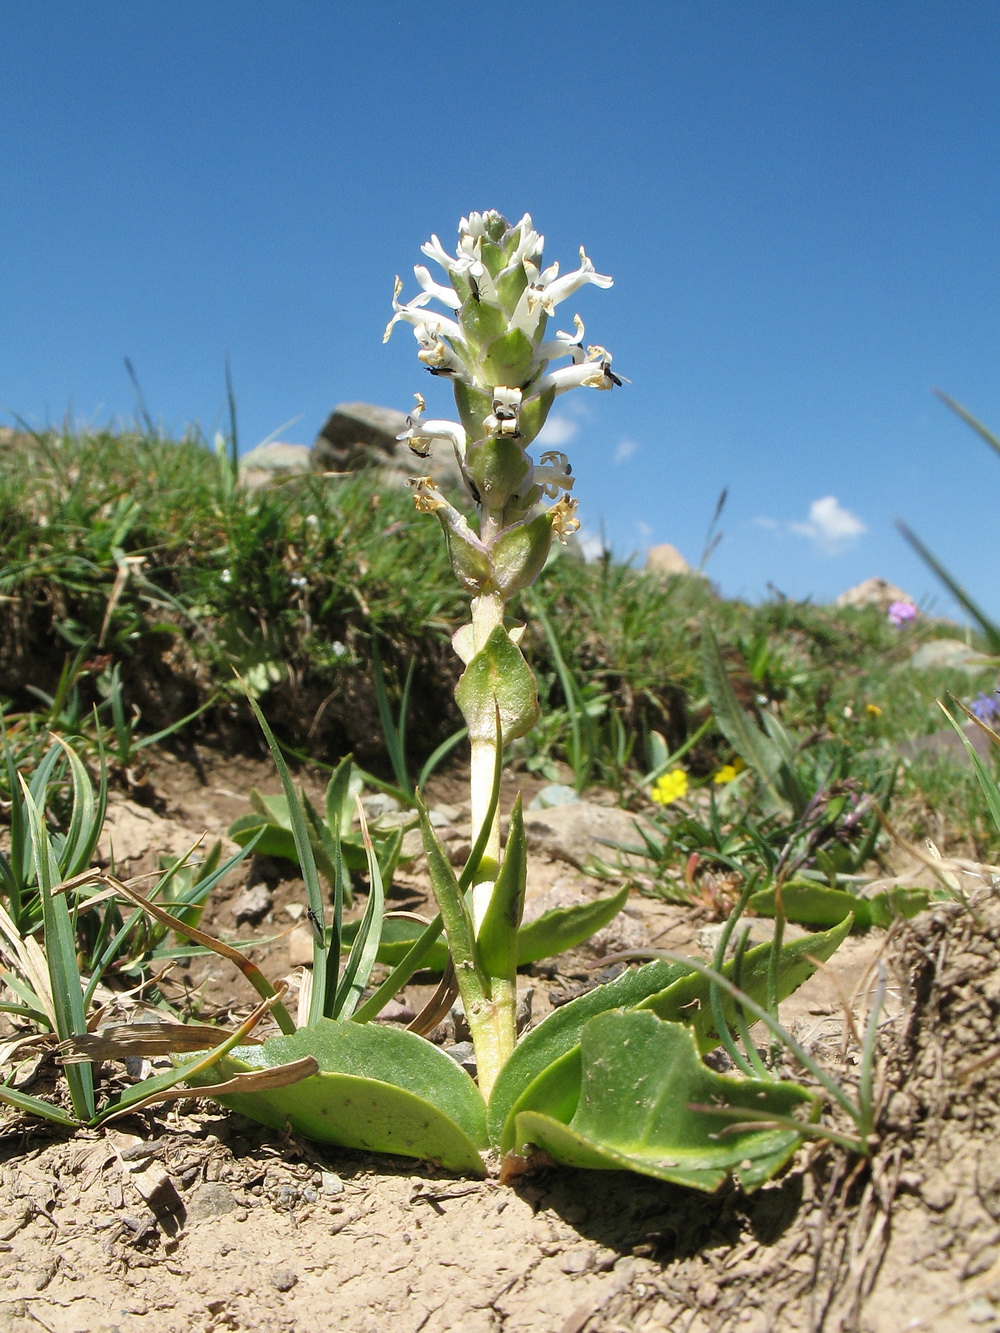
[242,687,328,1025]
[334,801,386,1018]
[897,520,1000,655]
[19,778,95,1120]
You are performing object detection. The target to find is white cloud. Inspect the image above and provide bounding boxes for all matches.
[614,436,639,464]
[789,496,866,553]
[535,414,578,447]
[753,515,780,531]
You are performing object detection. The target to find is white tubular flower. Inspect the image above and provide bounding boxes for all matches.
[539,315,587,366]
[384,276,464,344]
[534,450,575,498]
[459,211,490,239]
[531,350,621,397]
[397,394,468,459]
[507,215,543,267]
[420,233,474,281]
[414,324,464,377]
[536,247,614,315]
[483,386,522,435]
[413,264,461,310]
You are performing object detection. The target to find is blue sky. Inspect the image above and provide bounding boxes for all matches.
[4,2,1000,620]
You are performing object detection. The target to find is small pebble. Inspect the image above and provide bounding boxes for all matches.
[321,1172,345,1196]
[232,882,273,925]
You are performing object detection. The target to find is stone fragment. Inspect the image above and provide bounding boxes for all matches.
[528,783,580,810]
[186,1182,239,1222]
[232,881,273,925]
[910,638,990,674]
[523,801,648,869]
[287,924,315,967]
[835,577,914,612]
[645,543,693,576]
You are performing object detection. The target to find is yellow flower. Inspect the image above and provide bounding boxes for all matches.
[865,703,882,717]
[712,757,746,785]
[652,769,688,805]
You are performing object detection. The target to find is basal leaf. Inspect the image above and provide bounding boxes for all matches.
[512,1010,815,1193]
[186,1018,487,1175]
[639,915,852,1051]
[487,958,693,1147]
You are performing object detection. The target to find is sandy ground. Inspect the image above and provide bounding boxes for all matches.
[2,747,1000,1332]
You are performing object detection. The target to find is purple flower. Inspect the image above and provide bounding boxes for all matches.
[888,601,917,626]
[969,692,1000,725]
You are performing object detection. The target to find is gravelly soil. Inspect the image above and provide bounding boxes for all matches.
[2,748,1000,1332]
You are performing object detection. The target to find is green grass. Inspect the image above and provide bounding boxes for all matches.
[1,425,997,860]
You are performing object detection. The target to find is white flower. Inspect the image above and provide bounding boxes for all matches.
[538,315,587,366]
[413,264,461,310]
[537,247,614,312]
[548,496,581,542]
[397,394,468,460]
[483,386,523,435]
[534,450,575,498]
[383,276,463,344]
[414,324,464,378]
[420,233,475,282]
[531,350,621,398]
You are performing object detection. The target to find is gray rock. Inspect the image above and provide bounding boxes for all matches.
[523,801,647,869]
[232,881,273,925]
[186,1182,239,1222]
[443,1041,477,1075]
[645,543,693,577]
[910,638,992,675]
[528,783,580,810]
[361,792,402,819]
[239,441,311,477]
[313,401,409,471]
[311,400,466,493]
[836,577,914,612]
[429,801,464,823]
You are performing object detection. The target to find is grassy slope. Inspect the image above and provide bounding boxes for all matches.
[2,428,997,857]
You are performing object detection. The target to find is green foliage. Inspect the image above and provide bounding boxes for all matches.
[511,1012,815,1192]
[226,755,411,907]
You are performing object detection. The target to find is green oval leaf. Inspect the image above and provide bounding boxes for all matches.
[186,1018,487,1175]
[516,885,630,969]
[487,958,693,1147]
[455,624,540,744]
[512,1010,815,1193]
[748,882,949,930]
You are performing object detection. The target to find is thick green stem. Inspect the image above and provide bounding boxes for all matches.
[469,589,505,931]
[465,978,517,1102]
[465,585,519,1098]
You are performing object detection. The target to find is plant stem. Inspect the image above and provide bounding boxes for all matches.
[465,980,517,1102]
[469,590,505,929]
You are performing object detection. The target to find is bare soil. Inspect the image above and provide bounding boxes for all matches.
[2,747,999,1332]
